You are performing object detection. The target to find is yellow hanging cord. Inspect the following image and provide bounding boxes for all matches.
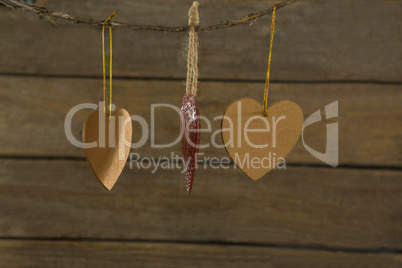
[262,4,276,117]
[102,12,116,118]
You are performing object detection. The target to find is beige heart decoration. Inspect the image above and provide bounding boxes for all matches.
[221,98,303,181]
[83,109,132,190]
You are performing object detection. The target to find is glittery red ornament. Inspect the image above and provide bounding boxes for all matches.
[180,93,201,195]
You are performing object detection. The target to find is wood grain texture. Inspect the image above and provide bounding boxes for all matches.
[0,0,401,264]
[0,240,401,268]
[0,159,401,249]
[0,75,400,166]
[0,0,401,81]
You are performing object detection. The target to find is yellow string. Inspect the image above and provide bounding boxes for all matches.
[109,26,112,118]
[263,4,276,117]
[102,12,116,117]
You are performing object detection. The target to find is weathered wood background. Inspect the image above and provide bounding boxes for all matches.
[0,0,401,267]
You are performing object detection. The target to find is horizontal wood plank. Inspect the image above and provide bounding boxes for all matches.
[0,75,401,166]
[0,159,401,249]
[0,0,401,81]
[0,240,401,268]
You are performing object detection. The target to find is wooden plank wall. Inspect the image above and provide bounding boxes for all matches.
[0,0,401,267]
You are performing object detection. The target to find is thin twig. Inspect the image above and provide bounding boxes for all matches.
[0,0,299,32]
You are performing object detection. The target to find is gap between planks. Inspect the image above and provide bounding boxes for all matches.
[0,236,401,255]
[0,72,401,85]
[0,155,401,171]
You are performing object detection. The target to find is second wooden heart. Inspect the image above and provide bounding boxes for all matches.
[83,109,132,190]
[221,98,303,181]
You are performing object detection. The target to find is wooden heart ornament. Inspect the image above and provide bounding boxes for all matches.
[83,109,132,190]
[221,98,303,181]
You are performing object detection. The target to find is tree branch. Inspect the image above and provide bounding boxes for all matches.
[0,0,299,32]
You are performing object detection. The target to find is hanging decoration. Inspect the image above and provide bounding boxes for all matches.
[221,5,303,181]
[180,1,201,195]
[0,0,305,189]
[83,13,133,191]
